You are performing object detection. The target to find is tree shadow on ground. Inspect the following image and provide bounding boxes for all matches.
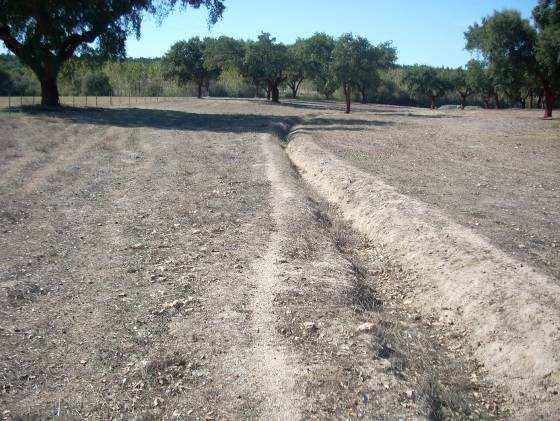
[299,117,394,132]
[280,99,463,119]
[16,106,393,134]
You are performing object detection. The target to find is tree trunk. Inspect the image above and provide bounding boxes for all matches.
[271,83,280,103]
[40,76,60,107]
[266,85,271,101]
[361,90,367,104]
[493,93,500,109]
[255,82,260,98]
[197,82,203,99]
[528,88,534,109]
[459,94,466,110]
[430,95,436,110]
[483,97,489,109]
[343,82,351,114]
[543,86,555,118]
[290,84,297,99]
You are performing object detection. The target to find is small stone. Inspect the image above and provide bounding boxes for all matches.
[301,321,318,334]
[153,397,164,407]
[162,300,184,310]
[357,322,375,333]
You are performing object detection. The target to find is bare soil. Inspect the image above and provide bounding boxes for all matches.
[0,98,556,419]
[295,103,560,279]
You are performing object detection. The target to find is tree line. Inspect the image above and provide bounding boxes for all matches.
[0,0,558,116]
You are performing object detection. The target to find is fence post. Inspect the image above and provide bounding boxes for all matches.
[72,95,75,107]
[85,96,88,107]
[95,96,98,107]
[21,95,23,106]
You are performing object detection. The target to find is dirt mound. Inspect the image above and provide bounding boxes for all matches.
[287,131,560,418]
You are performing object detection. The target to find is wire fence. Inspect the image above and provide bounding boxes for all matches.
[0,95,193,110]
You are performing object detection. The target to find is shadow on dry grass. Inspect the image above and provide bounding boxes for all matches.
[14,105,392,134]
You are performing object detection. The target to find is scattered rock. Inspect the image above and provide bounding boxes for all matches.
[357,322,375,333]
[301,321,318,334]
[162,300,185,310]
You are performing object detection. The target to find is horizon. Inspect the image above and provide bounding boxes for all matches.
[124,0,537,67]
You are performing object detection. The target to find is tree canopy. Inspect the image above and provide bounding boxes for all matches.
[243,33,288,102]
[303,33,337,100]
[403,65,451,109]
[163,37,219,98]
[466,3,559,117]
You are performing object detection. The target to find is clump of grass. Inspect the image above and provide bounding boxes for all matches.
[349,258,382,312]
[374,320,479,420]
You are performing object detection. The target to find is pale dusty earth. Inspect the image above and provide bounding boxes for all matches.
[0,98,558,419]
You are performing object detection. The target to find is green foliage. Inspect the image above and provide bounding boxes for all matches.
[244,33,288,82]
[533,0,560,95]
[466,59,494,100]
[330,33,365,88]
[0,69,13,95]
[467,9,535,102]
[403,65,451,107]
[163,37,220,96]
[0,0,224,105]
[0,53,40,95]
[205,36,246,72]
[81,72,113,96]
[303,33,337,99]
[354,41,397,103]
[285,38,309,98]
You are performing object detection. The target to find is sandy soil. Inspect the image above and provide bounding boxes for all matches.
[0,98,555,419]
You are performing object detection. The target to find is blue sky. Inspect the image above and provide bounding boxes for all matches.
[0,1,537,67]
[125,0,537,67]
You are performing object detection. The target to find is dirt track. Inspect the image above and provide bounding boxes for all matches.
[0,98,558,419]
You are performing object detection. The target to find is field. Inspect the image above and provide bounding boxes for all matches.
[1,98,559,419]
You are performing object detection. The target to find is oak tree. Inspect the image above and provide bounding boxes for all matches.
[403,65,450,109]
[0,0,225,106]
[163,37,219,98]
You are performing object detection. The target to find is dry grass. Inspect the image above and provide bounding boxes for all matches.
[308,195,504,419]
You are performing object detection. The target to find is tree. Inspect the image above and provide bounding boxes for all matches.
[285,39,309,99]
[533,0,560,117]
[446,67,473,109]
[304,33,337,99]
[330,33,368,113]
[354,41,397,104]
[465,6,559,117]
[0,69,14,95]
[465,10,536,111]
[0,0,225,106]
[466,59,495,109]
[403,65,450,109]
[244,33,287,103]
[163,37,219,98]
[82,72,112,96]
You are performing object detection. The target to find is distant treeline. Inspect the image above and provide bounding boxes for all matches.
[0,52,491,108]
[0,21,557,112]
